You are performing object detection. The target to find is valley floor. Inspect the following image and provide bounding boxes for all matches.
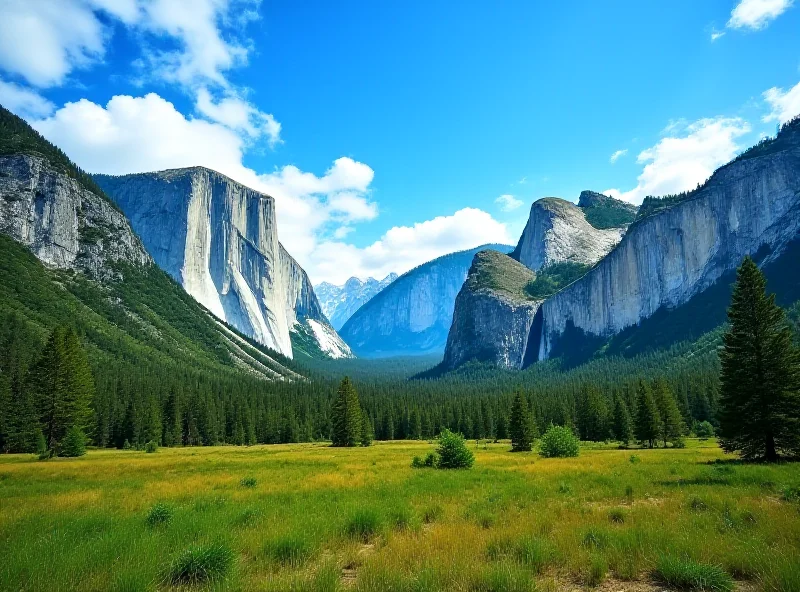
[1,440,799,592]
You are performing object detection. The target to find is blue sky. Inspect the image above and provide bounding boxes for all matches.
[0,0,798,283]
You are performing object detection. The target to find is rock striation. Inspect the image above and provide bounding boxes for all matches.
[0,154,150,277]
[510,197,624,271]
[315,273,398,330]
[441,250,541,370]
[534,128,800,361]
[94,167,351,359]
[339,245,513,357]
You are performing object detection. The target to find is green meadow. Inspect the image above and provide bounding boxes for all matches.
[1,439,799,592]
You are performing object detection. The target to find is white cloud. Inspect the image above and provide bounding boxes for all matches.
[196,87,281,146]
[0,80,55,119]
[604,117,751,205]
[307,208,513,285]
[727,0,794,30]
[711,31,726,41]
[609,149,628,164]
[495,194,524,212]
[763,80,800,124]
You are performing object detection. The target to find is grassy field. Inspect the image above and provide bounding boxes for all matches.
[1,440,799,592]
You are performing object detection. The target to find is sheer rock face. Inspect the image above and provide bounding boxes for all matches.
[339,245,513,357]
[315,273,398,331]
[511,197,624,271]
[94,167,351,359]
[442,250,541,370]
[0,154,150,277]
[534,143,800,361]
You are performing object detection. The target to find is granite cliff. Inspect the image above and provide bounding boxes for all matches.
[339,244,513,357]
[316,273,398,331]
[94,168,351,360]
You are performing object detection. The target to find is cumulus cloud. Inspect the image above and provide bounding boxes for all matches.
[495,194,524,212]
[307,208,513,285]
[0,80,55,119]
[604,117,751,205]
[196,87,281,145]
[763,80,800,124]
[609,149,628,164]
[727,0,794,30]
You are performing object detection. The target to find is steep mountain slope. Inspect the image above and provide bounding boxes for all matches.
[316,273,398,330]
[339,244,513,357]
[0,105,302,382]
[531,119,800,364]
[510,193,628,272]
[94,168,351,360]
[442,250,541,369]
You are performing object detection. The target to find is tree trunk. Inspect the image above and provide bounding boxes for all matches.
[765,430,778,462]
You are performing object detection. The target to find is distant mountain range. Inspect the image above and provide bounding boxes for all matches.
[339,244,513,357]
[315,274,398,331]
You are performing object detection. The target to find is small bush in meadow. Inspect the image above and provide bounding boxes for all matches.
[344,509,383,542]
[539,425,579,458]
[608,508,626,524]
[59,426,87,457]
[239,477,257,488]
[690,497,708,512]
[585,555,608,588]
[145,502,173,526]
[167,543,234,585]
[629,455,641,464]
[411,455,425,468]
[694,420,715,438]
[654,556,733,592]
[423,452,438,467]
[266,534,314,566]
[144,440,158,453]
[435,429,474,469]
[672,436,687,449]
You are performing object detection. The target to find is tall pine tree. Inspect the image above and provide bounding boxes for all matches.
[635,380,662,448]
[719,256,800,461]
[611,394,633,445]
[652,378,685,447]
[509,391,534,452]
[331,377,363,447]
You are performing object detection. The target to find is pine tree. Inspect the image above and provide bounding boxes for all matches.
[509,391,534,452]
[495,413,509,440]
[652,378,685,447]
[577,386,609,442]
[409,408,422,440]
[635,380,662,448]
[360,408,373,447]
[719,256,800,461]
[330,377,363,447]
[611,394,633,445]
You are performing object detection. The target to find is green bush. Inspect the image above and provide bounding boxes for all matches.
[146,503,173,527]
[344,509,383,542]
[539,425,579,458]
[435,429,474,469]
[654,556,733,592]
[608,508,626,524]
[694,421,715,438]
[167,543,234,585]
[144,440,158,453]
[240,477,257,488]
[59,426,87,457]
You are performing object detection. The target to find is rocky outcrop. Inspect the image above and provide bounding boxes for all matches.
[533,123,800,361]
[316,273,398,330]
[94,167,351,360]
[511,197,624,271]
[0,154,150,277]
[442,250,541,370]
[340,244,513,357]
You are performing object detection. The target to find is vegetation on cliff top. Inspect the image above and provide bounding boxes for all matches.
[578,190,637,229]
[466,250,537,301]
[524,261,591,299]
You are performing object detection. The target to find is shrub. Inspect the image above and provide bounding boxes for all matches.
[144,440,158,453]
[146,503,173,527]
[265,534,314,566]
[539,425,580,458]
[694,421,715,438]
[608,508,626,524]
[59,426,87,457]
[240,477,257,488]
[654,556,733,592]
[690,497,708,512]
[672,436,687,449]
[122,439,132,450]
[435,429,474,469]
[344,509,383,542]
[411,453,438,469]
[629,455,641,464]
[411,455,425,468]
[167,543,234,585]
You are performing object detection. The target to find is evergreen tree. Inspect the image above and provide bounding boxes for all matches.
[6,372,39,452]
[59,425,86,457]
[719,256,800,461]
[495,413,509,440]
[635,380,661,448]
[330,377,363,447]
[360,408,373,447]
[577,385,609,442]
[611,394,633,445]
[652,378,685,447]
[162,387,182,447]
[509,391,534,452]
[409,408,422,440]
